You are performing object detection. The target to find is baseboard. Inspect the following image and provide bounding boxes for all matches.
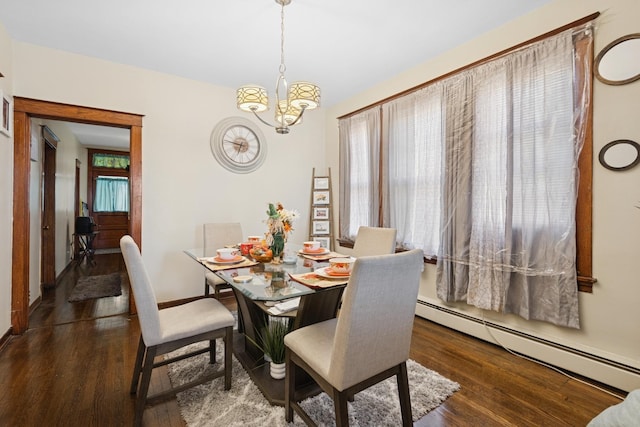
[0,327,11,351]
[29,295,41,315]
[415,298,640,392]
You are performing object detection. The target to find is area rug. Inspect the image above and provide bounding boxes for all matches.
[68,272,122,302]
[167,341,460,426]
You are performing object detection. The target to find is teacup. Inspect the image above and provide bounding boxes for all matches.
[247,235,262,244]
[239,242,253,256]
[329,257,355,274]
[303,241,321,252]
[217,248,238,260]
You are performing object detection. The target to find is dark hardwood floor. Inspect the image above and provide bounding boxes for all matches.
[0,253,624,426]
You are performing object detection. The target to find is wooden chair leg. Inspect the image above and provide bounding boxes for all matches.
[334,390,350,427]
[134,345,157,427]
[204,279,210,296]
[285,350,295,422]
[209,339,216,364]
[224,327,232,390]
[396,362,412,427]
[130,335,146,394]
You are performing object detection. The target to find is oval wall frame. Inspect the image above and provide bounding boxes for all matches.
[598,139,640,171]
[594,33,640,85]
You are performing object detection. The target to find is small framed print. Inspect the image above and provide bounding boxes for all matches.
[313,190,330,205]
[312,220,330,235]
[314,236,331,249]
[0,91,11,137]
[313,177,329,190]
[313,206,329,219]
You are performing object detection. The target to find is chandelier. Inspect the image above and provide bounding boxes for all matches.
[236,0,320,134]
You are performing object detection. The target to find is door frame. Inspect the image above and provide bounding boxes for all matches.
[11,97,143,334]
[41,127,58,288]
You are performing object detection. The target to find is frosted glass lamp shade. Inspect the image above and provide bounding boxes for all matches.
[276,100,303,125]
[289,81,320,110]
[237,85,269,112]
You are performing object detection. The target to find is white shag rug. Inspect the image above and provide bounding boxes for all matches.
[166,341,460,427]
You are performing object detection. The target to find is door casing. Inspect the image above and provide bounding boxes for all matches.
[11,97,143,334]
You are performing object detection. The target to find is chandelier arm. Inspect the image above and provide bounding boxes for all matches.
[250,109,277,129]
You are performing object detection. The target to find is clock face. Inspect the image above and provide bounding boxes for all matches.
[211,117,267,173]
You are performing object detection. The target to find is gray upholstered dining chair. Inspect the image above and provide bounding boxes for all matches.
[120,235,235,427]
[351,226,397,257]
[284,249,424,427]
[203,222,244,298]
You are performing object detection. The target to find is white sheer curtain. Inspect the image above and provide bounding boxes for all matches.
[339,107,381,240]
[94,176,130,212]
[383,84,443,256]
[436,26,592,328]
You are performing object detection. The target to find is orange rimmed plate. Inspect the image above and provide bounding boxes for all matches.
[209,255,244,264]
[314,267,351,279]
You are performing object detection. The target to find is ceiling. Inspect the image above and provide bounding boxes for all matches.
[0,0,552,146]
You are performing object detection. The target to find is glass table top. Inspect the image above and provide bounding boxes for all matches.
[184,247,332,301]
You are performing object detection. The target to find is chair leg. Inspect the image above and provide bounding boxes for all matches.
[224,327,232,390]
[285,349,295,422]
[204,279,210,296]
[134,345,157,427]
[209,339,217,364]
[397,362,413,427]
[334,390,350,427]
[130,336,146,394]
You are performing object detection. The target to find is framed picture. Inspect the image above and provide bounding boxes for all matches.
[0,91,11,137]
[314,236,331,249]
[313,177,329,190]
[313,206,329,219]
[313,190,330,205]
[312,220,330,235]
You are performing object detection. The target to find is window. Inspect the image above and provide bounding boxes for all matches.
[339,19,595,327]
[94,176,130,212]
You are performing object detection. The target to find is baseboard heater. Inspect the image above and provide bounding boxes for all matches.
[417,299,640,378]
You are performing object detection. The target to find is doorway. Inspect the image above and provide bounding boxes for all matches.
[11,97,143,334]
[41,126,58,289]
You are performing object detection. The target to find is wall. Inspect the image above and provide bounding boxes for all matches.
[11,43,326,303]
[0,22,13,335]
[327,0,640,391]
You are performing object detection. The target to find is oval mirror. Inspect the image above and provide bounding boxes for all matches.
[595,33,640,85]
[598,140,640,171]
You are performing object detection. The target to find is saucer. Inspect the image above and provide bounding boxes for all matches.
[314,267,351,279]
[210,255,244,264]
[300,248,330,255]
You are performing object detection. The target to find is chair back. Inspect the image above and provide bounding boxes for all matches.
[120,235,162,346]
[203,223,244,257]
[352,226,397,257]
[328,249,423,390]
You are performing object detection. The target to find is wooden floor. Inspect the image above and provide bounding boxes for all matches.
[0,252,624,426]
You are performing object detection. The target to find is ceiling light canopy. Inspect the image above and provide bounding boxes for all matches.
[236,0,320,134]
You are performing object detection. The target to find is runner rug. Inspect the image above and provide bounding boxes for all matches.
[167,341,459,426]
[68,272,122,302]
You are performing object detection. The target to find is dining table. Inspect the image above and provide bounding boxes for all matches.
[184,245,350,406]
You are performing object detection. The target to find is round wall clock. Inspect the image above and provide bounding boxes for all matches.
[210,117,267,174]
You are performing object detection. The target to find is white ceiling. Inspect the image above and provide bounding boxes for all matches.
[0,0,552,146]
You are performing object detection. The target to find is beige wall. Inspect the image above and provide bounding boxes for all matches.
[327,0,640,391]
[10,42,327,305]
[0,23,13,335]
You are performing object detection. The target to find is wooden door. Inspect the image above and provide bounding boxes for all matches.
[87,149,130,250]
[41,127,58,288]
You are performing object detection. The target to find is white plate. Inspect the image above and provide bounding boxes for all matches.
[314,267,351,280]
[299,248,330,255]
[207,255,245,265]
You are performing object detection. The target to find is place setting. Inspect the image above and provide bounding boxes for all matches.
[298,240,346,261]
[202,247,258,270]
[289,256,355,289]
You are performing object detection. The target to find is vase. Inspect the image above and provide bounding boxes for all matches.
[270,232,285,264]
[270,361,286,380]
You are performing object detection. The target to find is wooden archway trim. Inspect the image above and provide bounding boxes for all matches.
[11,97,143,334]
